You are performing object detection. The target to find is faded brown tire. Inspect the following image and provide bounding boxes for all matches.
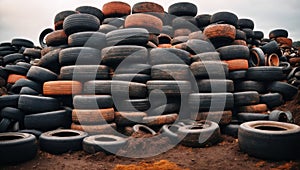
[124,13,163,34]
[234,91,260,106]
[59,65,109,81]
[71,123,117,135]
[232,40,247,46]
[142,113,178,127]
[102,1,131,18]
[190,61,229,79]
[289,57,300,65]
[266,53,280,66]
[151,64,190,80]
[23,48,41,59]
[269,29,288,39]
[132,2,164,13]
[157,44,172,48]
[223,59,248,71]
[7,74,26,84]
[238,104,268,113]
[43,81,82,95]
[192,111,232,125]
[174,28,192,37]
[72,108,115,125]
[238,121,300,160]
[45,30,68,46]
[115,112,147,126]
[178,120,221,147]
[276,37,292,48]
[203,24,236,48]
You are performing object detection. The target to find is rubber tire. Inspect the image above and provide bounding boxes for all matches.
[247,66,285,81]
[63,14,100,36]
[237,18,254,30]
[4,65,29,76]
[229,70,247,80]
[151,64,190,80]
[191,52,220,62]
[132,2,164,14]
[43,81,82,95]
[114,112,147,126]
[210,12,238,26]
[260,40,279,55]
[18,95,60,113]
[106,28,149,47]
[39,129,88,155]
[149,48,191,65]
[269,110,293,123]
[217,45,249,60]
[249,48,265,67]
[260,93,284,109]
[190,61,229,79]
[114,64,151,75]
[221,124,239,138]
[195,14,211,28]
[45,30,68,46]
[116,99,150,112]
[237,113,269,123]
[238,104,268,113]
[267,82,298,101]
[269,29,288,39]
[0,95,20,109]
[10,78,42,94]
[112,74,150,84]
[38,49,61,74]
[0,118,12,133]
[223,59,249,71]
[168,2,197,17]
[26,66,57,83]
[59,65,109,81]
[19,87,39,95]
[11,39,34,48]
[72,108,115,125]
[193,111,232,125]
[102,1,131,18]
[147,80,191,97]
[1,107,25,122]
[68,31,106,50]
[3,53,24,65]
[75,6,104,22]
[71,123,117,135]
[124,13,163,34]
[196,79,234,93]
[234,91,260,106]
[142,114,178,127]
[59,47,101,66]
[234,80,266,94]
[73,95,113,109]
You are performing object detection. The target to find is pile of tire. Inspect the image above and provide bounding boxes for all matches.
[1,1,300,164]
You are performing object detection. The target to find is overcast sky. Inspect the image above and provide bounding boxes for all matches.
[0,0,299,46]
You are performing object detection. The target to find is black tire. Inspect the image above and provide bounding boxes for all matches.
[147,80,191,97]
[237,18,254,30]
[151,64,190,80]
[172,17,198,32]
[221,124,239,138]
[99,24,118,34]
[193,111,232,125]
[168,2,197,17]
[238,121,300,160]
[195,14,211,28]
[234,91,259,106]
[196,79,234,93]
[0,94,19,109]
[26,66,57,83]
[75,6,104,22]
[3,53,24,65]
[73,95,113,109]
[269,29,288,39]
[171,36,188,45]
[161,124,181,144]
[23,48,41,59]
[18,95,60,113]
[254,31,264,40]
[0,132,37,164]
[260,40,279,55]
[10,78,42,94]
[115,112,147,126]
[38,49,61,74]
[178,120,221,147]
[101,45,148,68]
[210,11,238,26]
[235,29,247,40]
[4,65,28,76]
[19,87,39,95]
[106,28,149,47]
[234,81,266,94]
[59,47,101,66]
[149,48,191,65]
[229,70,247,80]
[217,45,249,60]
[247,67,285,81]
[189,93,234,111]
[11,39,34,48]
[249,48,265,67]
[59,65,109,81]
[112,74,150,84]
[269,110,293,123]
[68,31,106,50]
[102,18,125,27]
[63,14,100,35]
[1,107,25,122]
[0,118,12,132]
[191,52,220,62]
[242,28,254,39]
[39,28,54,48]
[39,129,88,154]
[237,113,269,123]
[260,93,284,109]
[24,109,72,131]
[186,39,215,55]
[116,99,150,112]
[83,134,127,154]
[54,10,76,30]
[267,82,298,101]
[19,129,43,139]
[190,61,229,79]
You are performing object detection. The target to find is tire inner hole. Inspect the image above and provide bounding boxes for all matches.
[52,132,79,137]
[168,126,179,133]
[95,137,117,142]
[0,136,23,141]
[278,113,288,122]
[254,125,287,131]
[139,127,152,134]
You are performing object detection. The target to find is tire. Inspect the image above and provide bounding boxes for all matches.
[18,95,60,113]
[235,29,247,40]
[266,53,280,66]
[24,109,72,131]
[190,61,229,79]
[161,124,181,144]
[254,31,264,40]
[116,99,150,112]
[99,24,118,34]
[142,114,178,127]
[54,10,76,30]
[238,121,300,160]
[191,52,220,62]
[249,48,265,67]
[232,40,247,46]
[203,24,236,48]
[196,79,234,93]
[1,107,24,122]
[132,2,164,13]
[238,104,268,113]
[112,74,150,84]
[7,74,27,84]
[59,65,109,81]
[260,40,279,55]
[59,47,101,66]
[178,120,221,147]
[0,95,19,109]
[186,39,215,55]
[124,13,163,34]
[19,87,39,95]
[106,28,149,47]
[260,93,284,109]
[147,103,180,116]
[114,64,151,75]
[234,80,266,94]
[133,124,157,135]
[101,45,148,67]
[151,64,190,80]
[147,80,191,97]
[188,31,207,41]
[73,95,113,109]
[23,48,41,59]
[4,65,29,76]
[247,67,285,81]
[223,59,249,71]
[276,37,292,48]
[19,129,43,139]
[217,45,250,60]
[210,11,238,26]
[149,48,191,65]
[269,29,288,39]
[269,110,293,123]
[237,18,254,30]
[39,129,88,154]
[71,123,117,135]
[26,66,57,83]
[63,14,100,35]
[102,1,131,18]
[0,132,37,164]
[267,82,298,101]
[172,17,198,31]
[195,14,211,28]
[221,124,239,138]
[279,62,292,74]
[237,113,269,123]
[102,17,125,27]
[38,49,61,74]
[68,31,106,50]
[72,108,115,124]
[11,39,34,48]
[115,112,147,126]
[45,30,68,46]
[39,28,54,48]
[229,70,247,80]
[83,134,127,154]
[189,93,234,112]
[193,111,232,125]
[168,2,197,17]
[3,53,24,65]
[234,91,260,106]
[242,28,254,38]
[43,81,82,95]
[171,36,189,45]
[10,78,42,94]
[0,118,12,132]
[75,6,104,22]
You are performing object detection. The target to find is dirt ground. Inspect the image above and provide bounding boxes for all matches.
[1,93,300,170]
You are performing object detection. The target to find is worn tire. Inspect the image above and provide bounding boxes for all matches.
[59,47,101,66]
[43,81,82,95]
[189,93,234,111]
[168,2,197,17]
[26,66,57,83]
[217,45,249,60]
[124,14,163,34]
[238,104,268,113]
[223,59,249,71]
[267,82,298,101]
[59,65,109,81]
[149,48,191,65]
[102,1,131,18]
[190,61,229,79]
[151,64,190,80]
[68,31,106,50]
[196,79,234,93]
[72,108,115,124]
[237,113,269,123]
[114,112,147,126]
[142,114,178,127]
[193,111,232,125]
[18,95,60,113]
[63,14,100,35]
[260,93,284,109]
[247,66,285,81]
[269,29,288,39]
[234,81,266,94]
[147,80,191,97]
[234,91,260,106]
[73,95,113,109]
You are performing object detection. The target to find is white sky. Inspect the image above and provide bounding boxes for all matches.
[0,0,299,46]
